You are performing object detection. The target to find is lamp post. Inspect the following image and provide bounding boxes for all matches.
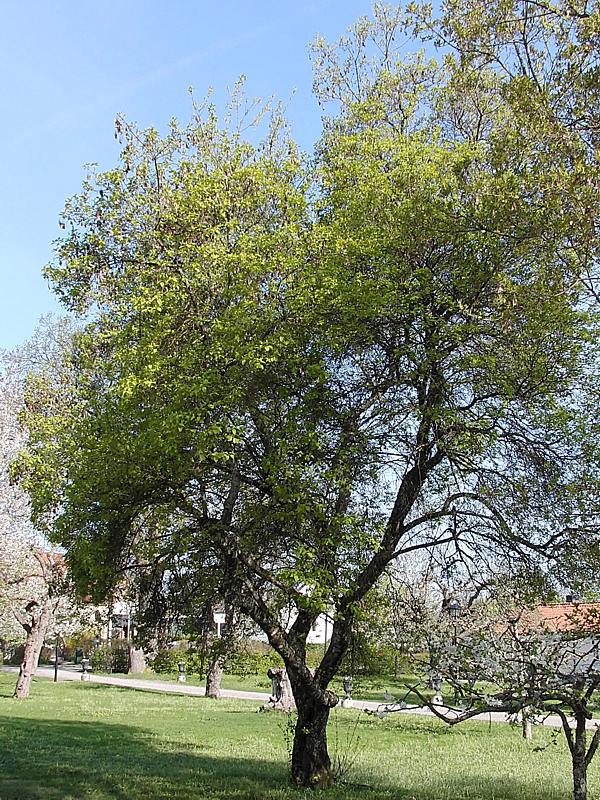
[447,599,461,703]
[447,599,461,644]
[54,634,60,683]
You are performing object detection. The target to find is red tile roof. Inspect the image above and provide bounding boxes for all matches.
[530,603,600,633]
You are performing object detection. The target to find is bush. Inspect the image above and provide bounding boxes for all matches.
[148,639,284,677]
[224,639,283,676]
[3,644,24,666]
[64,630,97,660]
[148,647,203,675]
[91,646,112,672]
[147,648,179,674]
[91,642,129,674]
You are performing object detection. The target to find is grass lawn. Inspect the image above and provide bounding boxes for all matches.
[221,673,422,702]
[106,670,430,705]
[108,669,600,716]
[0,672,593,800]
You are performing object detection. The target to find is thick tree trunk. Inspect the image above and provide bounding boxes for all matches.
[205,651,226,699]
[14,598,53,699]
[291,695,333,788]
[128,646,146,674]
[281,610,351,787]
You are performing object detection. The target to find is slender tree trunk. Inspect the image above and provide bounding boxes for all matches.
[199,615,210,680]
[291,692,333,788]
[205,604,235,699]
[14,598,53,699]
[522,707,532,741]
[572,717,588,800]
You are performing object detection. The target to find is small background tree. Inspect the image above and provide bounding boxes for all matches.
[392,600,600,800]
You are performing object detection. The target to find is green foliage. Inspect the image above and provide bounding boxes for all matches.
[148,647,204,675]
[226,646,284,676]
[63,629,97,660]
[12,5,600,785]
[91,641,129,674]
[147,648,181,674]
[149,641,285,677]
[3,644,25,666]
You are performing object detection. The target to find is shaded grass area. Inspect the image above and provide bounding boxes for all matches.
[0,674,594,799]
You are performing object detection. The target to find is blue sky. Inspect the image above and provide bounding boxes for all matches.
[0,0,372,351]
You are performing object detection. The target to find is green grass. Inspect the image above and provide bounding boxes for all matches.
[107,670,429,705]
[219,673,433,705]
[0,673,593,799]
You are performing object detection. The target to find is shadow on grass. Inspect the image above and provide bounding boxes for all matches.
[0,716,293,800]
[0,714,575,800]
[0,714,414,800]
[0,683,576,800]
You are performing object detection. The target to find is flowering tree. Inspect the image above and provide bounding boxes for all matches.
[388,604,600,800]
[0,319,91,698]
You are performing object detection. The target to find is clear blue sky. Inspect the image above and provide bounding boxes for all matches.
[0,0,372,351]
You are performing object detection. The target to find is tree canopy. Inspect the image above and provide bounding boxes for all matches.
[15,0,600,787]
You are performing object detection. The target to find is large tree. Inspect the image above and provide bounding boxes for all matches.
[16,2,599,787]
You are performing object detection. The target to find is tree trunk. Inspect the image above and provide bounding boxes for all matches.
[205,651,226,699]
[14,598,53,699]
[205,603,236,699]
[128,646,146,674]
[572,756,587,800]
[199,618,210,680]
[572,717,588,800]
[291,695,333,788]
[522,707,532,741]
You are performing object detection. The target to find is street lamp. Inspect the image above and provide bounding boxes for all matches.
[447,599,461,640]
[446,599,461,703]
[54,633,60,683]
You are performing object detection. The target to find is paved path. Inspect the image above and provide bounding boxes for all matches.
[3,665,597,731]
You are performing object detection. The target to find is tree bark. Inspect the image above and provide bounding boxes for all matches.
[205,650,226,699]
[205,603,236,699]
[522,707,532,741]
[573,756,587,800]
[572,716,588,800]
[14,598,53,699]
[291,694,333,788]
[128,646,146,674]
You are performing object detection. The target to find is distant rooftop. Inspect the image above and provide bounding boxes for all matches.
[531,602,600,633]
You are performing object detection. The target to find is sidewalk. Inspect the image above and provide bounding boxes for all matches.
[3,665,595,731]
[4,664,268,700]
